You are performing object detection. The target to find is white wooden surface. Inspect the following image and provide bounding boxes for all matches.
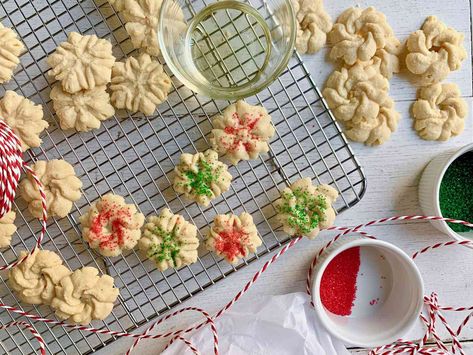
[102,1,473,353]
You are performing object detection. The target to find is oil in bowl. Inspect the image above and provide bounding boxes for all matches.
[159,0,296,100]
[186,1,272,90]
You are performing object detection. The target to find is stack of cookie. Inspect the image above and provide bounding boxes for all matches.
[107,0,176,116]
[8,249,119,325]
[323,7,402,146]
[406,16,468,141]
[48,32,116,132]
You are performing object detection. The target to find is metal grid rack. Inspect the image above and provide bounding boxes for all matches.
[0,0,366,353]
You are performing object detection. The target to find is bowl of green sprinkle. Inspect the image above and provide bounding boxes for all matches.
[419,143,473,244]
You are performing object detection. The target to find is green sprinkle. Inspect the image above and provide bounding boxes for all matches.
[147,227,181,264]
[184,160,221,196]
[278,187,327,235]
[439,152,473,233]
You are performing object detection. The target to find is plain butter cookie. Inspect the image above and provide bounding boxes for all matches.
[412,83,468,141]
[406,16,466,86]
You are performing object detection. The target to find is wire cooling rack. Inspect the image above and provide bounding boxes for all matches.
[0,0,366,353]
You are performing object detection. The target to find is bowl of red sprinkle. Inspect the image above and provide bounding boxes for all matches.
[312,238,424,348]
[419,143,473,243]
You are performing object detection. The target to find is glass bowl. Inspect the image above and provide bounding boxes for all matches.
[158,0,296,100]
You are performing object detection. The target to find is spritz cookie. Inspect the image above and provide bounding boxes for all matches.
[9,249,72,305]
[210,101,275,165]
[292,0,332,54]
[139,208,199,271]
[412,83,468,141]
[329,7,402,79]
[110,53,172,115]
[50,84,115,132]
[121,0,186,56]
[275,178,338,239]
[80,194,145,257]
[406,16,466,86]
[323,59,400,146]
[19,159,83,219]
[205,212,262,264]
[0,211,16,248]
[51,266,119,325]
[0,23,25,83]
[173,150,232,206]
[48,32,115,93]
[0,91,48,151]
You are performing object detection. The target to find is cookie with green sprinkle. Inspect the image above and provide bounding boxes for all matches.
[173,149,232,206]
[274,178,338,239]
[139,208,199,271]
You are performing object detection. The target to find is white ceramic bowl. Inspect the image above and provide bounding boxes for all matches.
[418,144,473,243]
[311,238,424,348]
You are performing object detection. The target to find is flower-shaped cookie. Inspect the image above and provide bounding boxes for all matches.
[47,32,115,93]
[275,178,338,239]
[329,7,402,79]
[344,97,400,146]
[406,16,467,86]
[19,159,83,219]
[121,0,186,56]
[9,249,72,305]
[205,212,262,264]
[110,53,172,115]
[0,23,25,83]
[292,0,332,54]
[139,208,199,271]
[0,211,16,248]
[173,150,232,206]
[80,194,145,257]
[322,59,399,146]
[210,101,275,165]
[50,84,115,132]
[51,267,119,325]
[0,91,48,151]
[412,83,468,141]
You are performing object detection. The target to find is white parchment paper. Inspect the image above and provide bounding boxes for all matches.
[163,292,349,355]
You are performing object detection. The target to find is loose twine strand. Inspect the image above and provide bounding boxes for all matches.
[1,121,472,355]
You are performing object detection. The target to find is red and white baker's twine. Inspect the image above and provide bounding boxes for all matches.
[0,120,47,270]
[1,121,473,354]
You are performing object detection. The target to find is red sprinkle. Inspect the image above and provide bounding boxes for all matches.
[214,220,249,261]
[320,247,361,316]
[89,202,131,251]
[369,298,380,306]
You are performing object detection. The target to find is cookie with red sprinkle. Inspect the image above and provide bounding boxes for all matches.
[205,212,262,264]
[210,101,275,165]
[80,194,145,257]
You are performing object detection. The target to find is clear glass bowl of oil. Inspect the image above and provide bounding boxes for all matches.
[158,0,296,100]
